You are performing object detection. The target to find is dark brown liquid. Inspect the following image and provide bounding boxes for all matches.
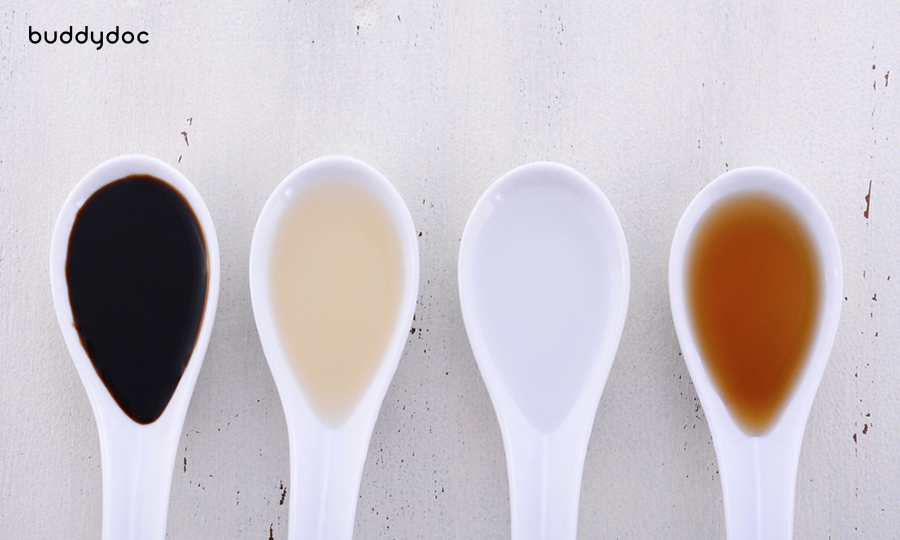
[66,175,208,424]
[687,193,820,435]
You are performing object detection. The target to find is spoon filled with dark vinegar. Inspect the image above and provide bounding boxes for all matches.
[50,155,220,540]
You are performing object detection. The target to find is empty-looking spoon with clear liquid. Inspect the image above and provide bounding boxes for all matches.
[49,154,220,540]
[249,155,419,540]
[669,167,842,540]
[458,162,630,540]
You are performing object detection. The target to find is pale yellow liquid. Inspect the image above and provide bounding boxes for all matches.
[269,178,405,427]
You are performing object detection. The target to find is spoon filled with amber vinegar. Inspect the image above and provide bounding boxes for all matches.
[50,155,220,540]
[669,167,842,540]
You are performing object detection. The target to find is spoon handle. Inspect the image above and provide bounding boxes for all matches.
[503,420,587,540]
[286,424,367,540]
[718,433,801,540]
[97,417,179,540]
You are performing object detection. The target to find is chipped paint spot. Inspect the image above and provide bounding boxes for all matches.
[354,0,377,31]
[864,180,872,219]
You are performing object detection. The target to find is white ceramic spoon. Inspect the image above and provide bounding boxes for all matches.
[249,156,419,540]
[669,167,842,540]
[49,154,220,540]
[458,162,630,540]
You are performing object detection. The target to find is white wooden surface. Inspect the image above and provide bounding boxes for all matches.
[1,1,898,538]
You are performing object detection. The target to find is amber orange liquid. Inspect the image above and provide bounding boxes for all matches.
[687,193,820,435]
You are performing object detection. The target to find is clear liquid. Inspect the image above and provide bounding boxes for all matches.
[269,178,405,427]
[468,180,619,433]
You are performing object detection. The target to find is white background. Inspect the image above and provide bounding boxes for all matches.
[1,1,898,538]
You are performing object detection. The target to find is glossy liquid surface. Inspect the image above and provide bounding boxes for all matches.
[66,176,208,424]
[687,193,820,435]
[467,179,617,433]
[269,178,404,427]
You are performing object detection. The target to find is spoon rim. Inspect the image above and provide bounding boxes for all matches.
[49,154,221,430]
[668,166,843,440]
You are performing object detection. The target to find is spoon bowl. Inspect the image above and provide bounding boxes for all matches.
[668,167,842,540]
[50,154,220,540]
[458,162,629,540]
[249,156,419,540]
